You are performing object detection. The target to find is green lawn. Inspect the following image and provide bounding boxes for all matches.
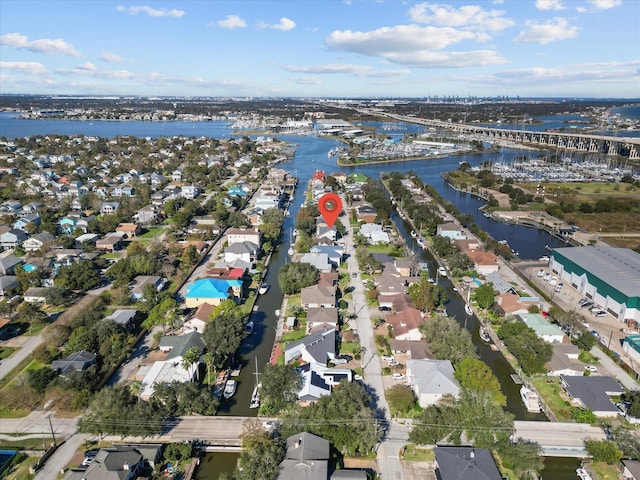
[140,227,164,238]
[531,376,573,421]
[401,445,434,461]
[100,252,122,260]
[0,346,16,360]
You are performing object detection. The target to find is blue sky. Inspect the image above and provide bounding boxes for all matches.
[1,0,638,98]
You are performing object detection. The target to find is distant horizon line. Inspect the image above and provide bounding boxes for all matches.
[0,93,639,103]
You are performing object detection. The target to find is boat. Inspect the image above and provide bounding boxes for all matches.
[479,326,490,342]
[275,309,280,316]
[464,286,473,315]
[212,370,230,399]
[223,380,237,399]
[576,468,592,480]
[249,357,261,408]
[258,284,269,294]
[438,266,447,278]
[410,230,417,238]
[465,304,473,316]
[520,385,541,413]
[245,321,254,335]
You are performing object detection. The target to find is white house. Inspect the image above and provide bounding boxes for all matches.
[226,227,261,247]
[407,359,461,408]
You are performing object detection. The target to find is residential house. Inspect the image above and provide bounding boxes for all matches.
[51,351,97,376]
[61,445,154,480]
[278,432,329,480]
[394,259,413,277]
[96,235,123,252]
[621,459,640,480]
[0,275,18,299]
[184,278,243,308]
[493,292,540,316]
[388,339,432,359]
[181,185,200,200]
[254,193,280,211]
[0,254,24,275]
[359,223,390,244]
[23,287,48,303]
[141,331,205,400]
[299,251,332,274]
[374,275,408,298]
[309,245,344,267]
[284,328,336,366]
[301,284,336,310]
[307,307,339,334]
[434,446,502,480]
[184,302,214,334]
[13,213,40,231]
[436,222,466,240]
[116,223,141,238]
[517,313,565,343]
[467,250,500,275]
[355,204,377,223]
[330,171,347,184]
[485,271,516,295]
[130,275,165,301]
[23,231,56,252]
[546,344,585,377]
[384,308,425,341]
[315,222,337,242]
[223,241,259,265]
[74,233,99,249]
[136,205,160,224]
[112,185,135,198]
[560,375,624,417]
[0,229,27,249]
[407,359,461,408]
[297,362,352,404]
[226,227,261,247]
[100,201,120,215]
[104,309,137,330]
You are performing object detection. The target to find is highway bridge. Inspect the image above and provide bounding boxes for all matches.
[375,111,640,159]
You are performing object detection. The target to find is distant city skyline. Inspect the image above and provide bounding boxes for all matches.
[1,0,638,99]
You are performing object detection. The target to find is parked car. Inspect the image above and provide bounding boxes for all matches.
[387,359,399,366]
[537,269,545,277]
[585,365,598,372]
[381,355,394,362]
[549,276,558,286]
[555,283,563,292]
[330,357,348,365]
[391,373,405,380]
[543,272,551,281]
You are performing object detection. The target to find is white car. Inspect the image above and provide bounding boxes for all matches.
[381,355,394,362]
[555,283,563,292]
[391,373,405,380]
[543,272,551,281]
[549,276,558,286]
[262,420,279,430]
[585,365,598,372]
[537,269,545,277]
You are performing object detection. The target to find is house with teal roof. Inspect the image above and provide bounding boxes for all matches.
[184,278,243,308]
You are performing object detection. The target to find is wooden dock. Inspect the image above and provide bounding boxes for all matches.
[511,374,523,384]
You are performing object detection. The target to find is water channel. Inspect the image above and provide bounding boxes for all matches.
[0,114,580,478]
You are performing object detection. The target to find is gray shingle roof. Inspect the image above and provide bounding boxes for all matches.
[561,375,624,413]
[434,446,502,480]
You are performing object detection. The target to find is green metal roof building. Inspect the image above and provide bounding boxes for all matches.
[623,335,640,365]
[550,246,640,322]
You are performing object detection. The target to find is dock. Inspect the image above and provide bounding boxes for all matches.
[510,374,523,384]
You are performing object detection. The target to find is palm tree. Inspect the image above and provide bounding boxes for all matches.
[129,380,143,402]
[203,351,216,386]
[182,347,201,382]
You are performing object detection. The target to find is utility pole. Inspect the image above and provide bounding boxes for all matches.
[48,415,56,447]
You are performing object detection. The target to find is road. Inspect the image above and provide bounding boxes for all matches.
[0,333,43,381]
[339,202,408,480]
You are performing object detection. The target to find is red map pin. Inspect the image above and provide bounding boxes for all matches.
[318,192,342,228]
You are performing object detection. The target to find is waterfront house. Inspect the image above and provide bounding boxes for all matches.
[183,302,214,334]
[360,223,390,244]
[306,307,339,334]
[485,271,516,295]
[467,250,500,275]
[301,284,336,310]
[407,359,461,408]
[23,287,48,303]
[546,344,585,377]
[299,251,332,273]
[309,245,344,267]
[436,222,467,240]
[434,446,502,480]
[226,226,261,247]
[284,328,336,366]
[560,375,624,417]
[384,308,425,341]
[517,313,565,343]
[223,241,259,265]
[355,204,377,223]
[494,292,540,316]
[278,432,329,480]
[297,362,352,405]
[184,278,243,308]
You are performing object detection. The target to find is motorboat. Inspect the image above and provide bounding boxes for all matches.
[479,326,490,342]
[410,230,417,237]
[245,321,254,335]
[520,385,541,413]
[258,283,269,294]
[465,304,473,316]
[576,468,592,480]
[223,380,237,399]
[438,266,447,278]
[275,309,280,316]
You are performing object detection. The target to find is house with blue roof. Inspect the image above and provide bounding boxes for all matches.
[184,278,243,308]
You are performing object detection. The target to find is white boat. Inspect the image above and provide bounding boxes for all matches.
[465,288,473,316]
[465,304,473,316]
[258,284,269,294]
[223,380,237,399]
[245,321,254,335]
[479,326,490,342]
[249,357,261,408]
[520,385,541,413]
[576,468,592,480]
[410,230,417,238]
[438,266,447,278]
[275,309,280,316]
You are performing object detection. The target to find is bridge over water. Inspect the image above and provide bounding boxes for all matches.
[376,111,640,159]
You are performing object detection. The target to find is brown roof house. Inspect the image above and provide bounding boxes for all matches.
[307,307,339,334]
[385,307,426,341]
[467,250,500,275]
[301,284,336,310]
[116,223,142,238]
[183,302,214,334]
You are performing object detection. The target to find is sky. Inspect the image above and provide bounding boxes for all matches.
[1,0,639,99]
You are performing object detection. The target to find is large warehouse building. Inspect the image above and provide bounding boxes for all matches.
[550,246,640,323]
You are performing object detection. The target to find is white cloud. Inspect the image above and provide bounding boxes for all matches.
[0,61,47,75]
[217,15,246,29]
[271,17,296,31]
[116,5,185,18]
[514,18,579,44]
[0,33,81,57]
[293,76,322,85]
[408,3,515,31]
[326,25,506,67]
[283,63,411,77]
[587,0,622,9]
[77,62,97,71]
[100,52,126,63]
[536,0,566,10]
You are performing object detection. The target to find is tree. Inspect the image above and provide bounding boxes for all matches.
[129,380,143,402]
[585,440,623,464]
[496,439,544,477]
[475,283,496,310]
[27,367,57,394]
[203,351,216,385]
[260,208,285,243]
[55,260,101,291]
[498,321,552,375]
[182,347,201,382]
[278,262,319,295]
[454,357,506,406]
[420,316,478,366]
[260,364,301,415]
[235,435,285,480]
[386,384,417,416]
[203,309,246,368]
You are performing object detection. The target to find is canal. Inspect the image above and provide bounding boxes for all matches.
[198,134,579,478]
